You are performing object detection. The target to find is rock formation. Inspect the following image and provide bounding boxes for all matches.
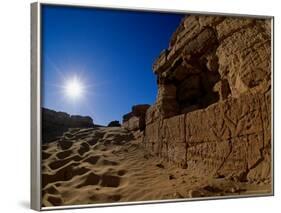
[108,120,121,127]
[42,108,94,143]
[142,15,271,182]
[122,104,150,131]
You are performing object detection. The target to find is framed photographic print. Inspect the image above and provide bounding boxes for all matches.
[31,1,274,211]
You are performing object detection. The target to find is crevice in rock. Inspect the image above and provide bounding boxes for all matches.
[243,92,268,176]
[214,139,233,176]
[183,113,188,169]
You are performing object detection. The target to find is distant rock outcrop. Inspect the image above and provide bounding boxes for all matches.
[42,108,94,143]
[107,120,121,127]
[122,104,150,131]
[141,16,271,182]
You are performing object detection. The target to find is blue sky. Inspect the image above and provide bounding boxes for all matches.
[42,5,184,125]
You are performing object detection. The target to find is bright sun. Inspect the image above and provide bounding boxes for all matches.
[64,76,84,100]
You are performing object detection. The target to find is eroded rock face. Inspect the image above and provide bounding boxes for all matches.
[152,15,271,116]
[122,104,150,131]
[144,15,272,182]
[42,108,94,143]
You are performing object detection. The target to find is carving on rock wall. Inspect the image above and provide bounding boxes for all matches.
[141,15,272,182]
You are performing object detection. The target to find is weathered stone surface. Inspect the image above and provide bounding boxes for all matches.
[145,104,160,125]
[186,141,231,176]
[123,116,141,131]
[143,15,271,182]
[156,84,179,118]
[145,115,188,167]
[186,93,264,143]
[162,115,186,144]
[213,79,231,100]
[144,92,270,178]
[216,24,271,97]
[184,93,267,178]
[122,112,133,123]
[247,147,271,181]
[183,27,218,57]
[153,49,170,74]
[144,120,161,155]
[215,17,254,41]
[263,90,272,148]
[122,104,150,131]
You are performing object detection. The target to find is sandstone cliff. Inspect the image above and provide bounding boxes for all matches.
[142,15,271,182]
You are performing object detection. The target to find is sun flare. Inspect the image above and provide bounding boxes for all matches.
[64,76,84,100]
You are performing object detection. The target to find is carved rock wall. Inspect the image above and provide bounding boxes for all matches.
[144,15,272,181]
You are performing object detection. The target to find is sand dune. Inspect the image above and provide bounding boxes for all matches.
[42,127,271,207]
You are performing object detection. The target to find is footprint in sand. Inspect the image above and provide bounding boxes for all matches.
[107,194,122,202]
[56,150,72,159]
[44,185,59,195]
[48,155,82,170]
[117,170,127,176]
[42,162,90,188]
[100,175,121,188]
[77,172,121,188]
[63,132,75,140]
[45,194,63,206]
[78,172,100,187]
[57,138,73,150]
[42,127,135,206]
[101,159,118,166]
[42,151,52,160]
[78,142,90,156]
[89,194,122,203]
[82,156,100,165]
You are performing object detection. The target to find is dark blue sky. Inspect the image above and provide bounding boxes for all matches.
[42,5,184,125]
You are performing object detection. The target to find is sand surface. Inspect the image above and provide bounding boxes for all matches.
[42,127,271,207]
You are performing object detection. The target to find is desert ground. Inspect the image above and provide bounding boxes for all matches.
[42,127,271,207]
